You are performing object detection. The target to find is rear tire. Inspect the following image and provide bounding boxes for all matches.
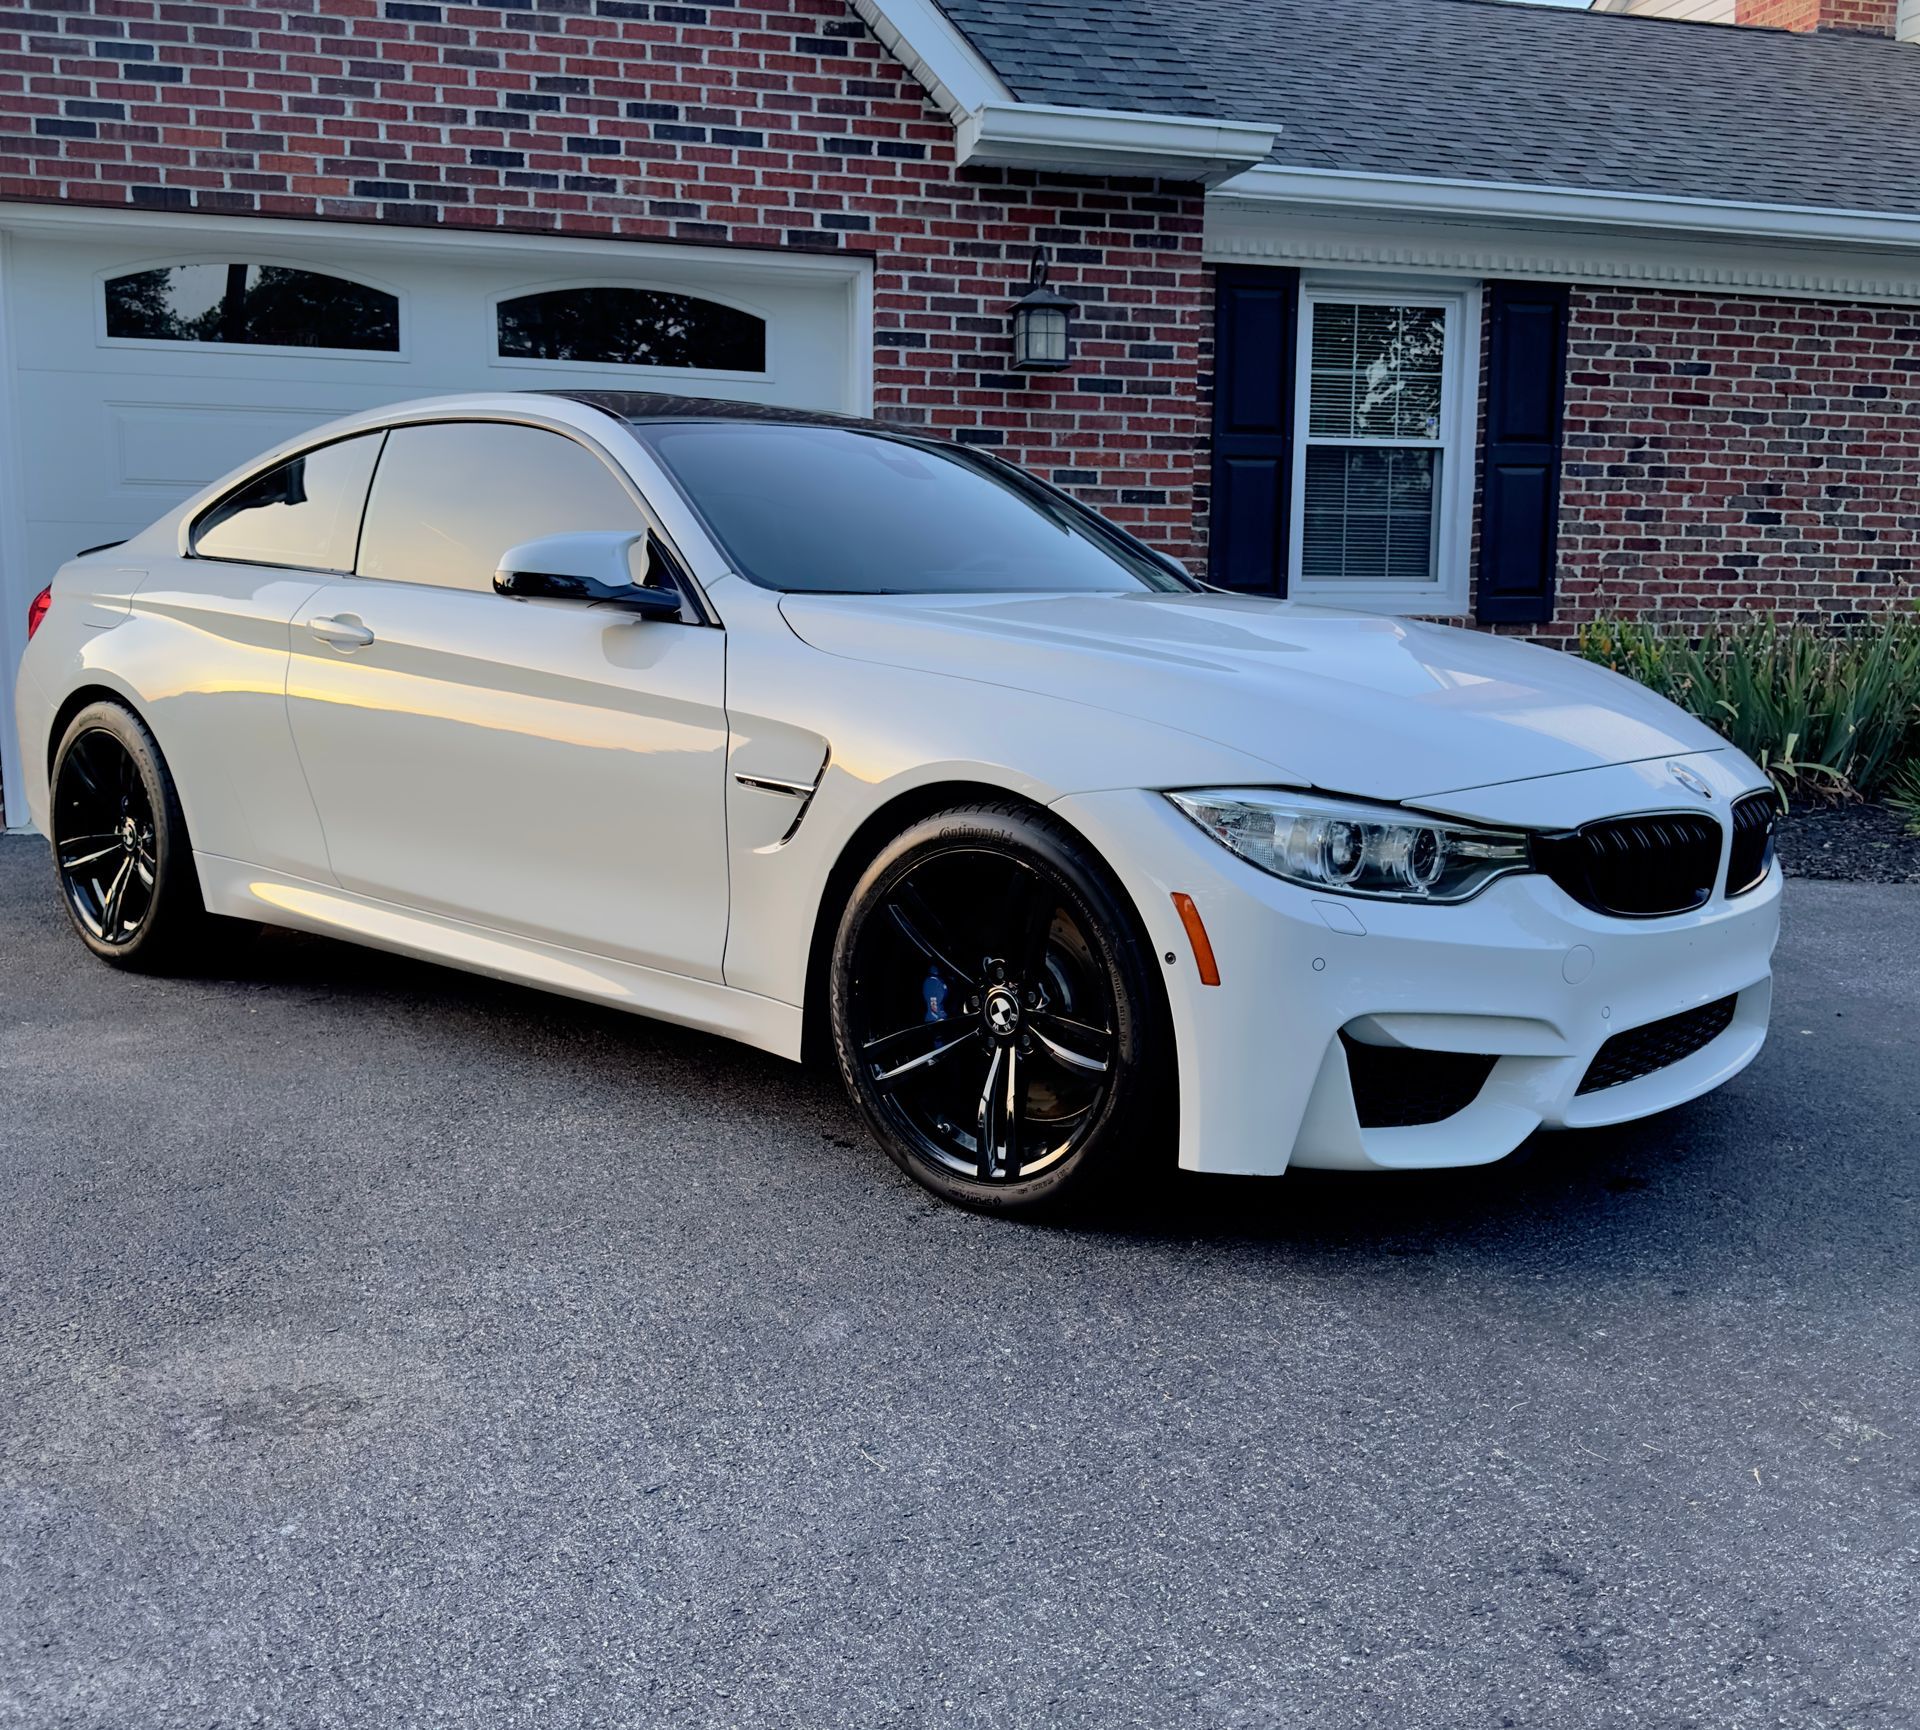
[829,802,1169,1215]
[48,701,229,973]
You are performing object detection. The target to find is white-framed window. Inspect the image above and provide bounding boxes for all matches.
[98,260,404,360]
[1288,278,1480,615]
[492,283,768,376]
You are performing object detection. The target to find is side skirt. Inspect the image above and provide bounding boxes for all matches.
[195,853,804,1060]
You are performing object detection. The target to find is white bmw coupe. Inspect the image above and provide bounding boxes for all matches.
[14,392,1781,1211]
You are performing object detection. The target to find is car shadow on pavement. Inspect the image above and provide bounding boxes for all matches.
[204,921,1710,1261]
[1063,1119,1685,1244]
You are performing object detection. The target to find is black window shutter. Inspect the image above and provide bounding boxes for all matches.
[1477,281,1570,625]
[1209,266,1298,593]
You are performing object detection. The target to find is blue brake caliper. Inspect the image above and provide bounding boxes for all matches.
[923,968,950,1024]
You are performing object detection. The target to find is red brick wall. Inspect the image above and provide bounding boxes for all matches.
[1549,287,1920,634]
[7,4,1918,625]
[0,0,1210,561]
[1734,0,1896,31]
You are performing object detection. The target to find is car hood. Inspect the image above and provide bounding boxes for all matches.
[777,589,1727,803]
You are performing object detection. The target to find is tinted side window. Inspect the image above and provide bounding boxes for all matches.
[192,432,385,572]
[637,423,1183,596]
[356,422,645,593]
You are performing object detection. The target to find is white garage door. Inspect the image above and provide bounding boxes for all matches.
[0,208,871,824]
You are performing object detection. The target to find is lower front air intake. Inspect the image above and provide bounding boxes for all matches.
[1339,1034,1499,1128]
[1576,995,1739,1095]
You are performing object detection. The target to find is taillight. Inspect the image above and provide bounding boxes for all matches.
[26,585,51,640]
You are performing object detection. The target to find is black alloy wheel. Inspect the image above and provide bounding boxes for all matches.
[49,701,219,970]
[830,802,1167,1213]
[54,727,157,947]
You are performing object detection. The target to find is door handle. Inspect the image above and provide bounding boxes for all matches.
[307,614,375,650]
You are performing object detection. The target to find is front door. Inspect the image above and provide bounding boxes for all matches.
[284,417,729,981]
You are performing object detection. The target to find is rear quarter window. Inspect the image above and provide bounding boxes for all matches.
[191,432,385,572]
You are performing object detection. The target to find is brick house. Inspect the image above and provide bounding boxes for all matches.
[1,0,1918,823]
[1598,0,1920,34]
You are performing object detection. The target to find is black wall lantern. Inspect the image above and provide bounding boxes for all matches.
[1008,246,1076,372]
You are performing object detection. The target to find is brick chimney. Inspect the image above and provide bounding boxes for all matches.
[1734,0,1897,31]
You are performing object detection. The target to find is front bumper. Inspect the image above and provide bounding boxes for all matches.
[1053,780,1782,1177]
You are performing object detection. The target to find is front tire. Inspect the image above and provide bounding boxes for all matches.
[49,701,222,972]
[829,802,1168,1215]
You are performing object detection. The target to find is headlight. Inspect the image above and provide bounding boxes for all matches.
[1166,789,1532,903]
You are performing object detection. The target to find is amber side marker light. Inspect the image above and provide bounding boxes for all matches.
[26,584,52,641]
[1170,892,1221,987]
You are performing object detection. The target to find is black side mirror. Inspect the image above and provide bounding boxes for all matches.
[494,531,683,619]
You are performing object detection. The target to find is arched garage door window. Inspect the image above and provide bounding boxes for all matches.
[104,264,399,352]
[496,286,766,372]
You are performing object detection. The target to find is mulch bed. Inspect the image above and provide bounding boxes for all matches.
[1775,799,1920,885]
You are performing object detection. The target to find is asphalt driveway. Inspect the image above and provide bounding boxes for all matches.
[1,833,1915,1730]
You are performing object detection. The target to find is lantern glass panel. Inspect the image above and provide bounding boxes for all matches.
[1017,305,1069,368]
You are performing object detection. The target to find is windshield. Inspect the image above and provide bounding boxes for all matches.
[634,421,1192,596]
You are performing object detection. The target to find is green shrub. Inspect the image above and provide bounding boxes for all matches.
[1575,609,1920,802]
[1890,761,1920,838]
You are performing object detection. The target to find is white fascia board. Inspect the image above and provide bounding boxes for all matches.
[850,0,1012,119]
[1204,204,1920,306]
[857,1,1274,182]
[1211,163,1920,253]
[958,103,1276,184]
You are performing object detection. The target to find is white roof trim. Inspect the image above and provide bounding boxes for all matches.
[957,103,1276,182]
[1205,204,1920,305]
[857,1,1275,181]
[849,0,1012,120]
[1211,163,1920,253]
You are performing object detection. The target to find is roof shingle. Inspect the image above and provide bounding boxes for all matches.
[935,0,1920,216]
